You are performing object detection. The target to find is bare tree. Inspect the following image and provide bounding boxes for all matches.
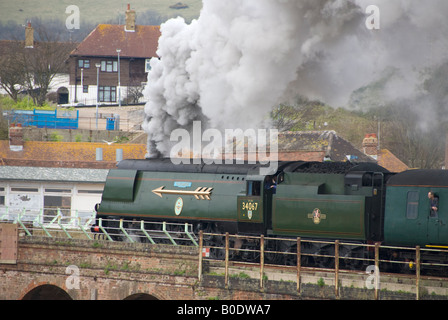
[18,23,76,106]
[126,79,145,104]
[381,106,446,169]
[0,41,27,101]
[0,21,76,106]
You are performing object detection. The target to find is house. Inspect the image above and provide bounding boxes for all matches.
[217,130,409,172]
[276,131,374,163]
[275,131,409,172]
[218,130,375,164]
[67,4,161,106]
[361,133,409,172]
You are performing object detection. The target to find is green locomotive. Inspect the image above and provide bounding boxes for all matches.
[97,159,389,262]
[96,158,448,270]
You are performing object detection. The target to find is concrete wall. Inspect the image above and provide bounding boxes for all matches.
[21,127,137,143]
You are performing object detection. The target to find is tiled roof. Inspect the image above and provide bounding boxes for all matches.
[70,24,161,59]
[378,149,409,172]
[0,141,147,168]
[278,131,374,162]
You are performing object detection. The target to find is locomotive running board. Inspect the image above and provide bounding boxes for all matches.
[425,245,448,250]
[152,186,213,200]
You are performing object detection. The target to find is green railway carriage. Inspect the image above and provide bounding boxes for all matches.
[384,169,448,248]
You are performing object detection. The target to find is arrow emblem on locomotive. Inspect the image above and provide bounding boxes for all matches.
[152,186,213,200]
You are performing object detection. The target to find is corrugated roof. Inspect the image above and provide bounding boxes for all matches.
[0,166,109,183]
[70,24,161,58]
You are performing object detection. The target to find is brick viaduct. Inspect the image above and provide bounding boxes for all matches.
[1,223,300,301]
[1,223,448,301]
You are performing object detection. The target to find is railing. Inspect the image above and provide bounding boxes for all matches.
[197,231,448,300]
[0,212,198,245]
[93,218,198,245]
[7,116,141,132]
[3,212,448,299]
[1,208,96,239]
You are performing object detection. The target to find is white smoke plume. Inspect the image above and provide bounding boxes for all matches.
[142,0,448,158]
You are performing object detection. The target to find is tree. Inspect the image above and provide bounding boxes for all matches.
[0,41,27,101]
[0,21,76,106]
[19,23,76,106]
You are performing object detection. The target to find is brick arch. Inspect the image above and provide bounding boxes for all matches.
[117,282,169,300]
[21,283,72,300]
[124,293,159,300]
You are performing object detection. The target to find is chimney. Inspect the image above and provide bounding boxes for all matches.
[96,148,103,161]
[9,125,24,151]
[362,133,378,160]
[125,4,136,32]
[25,22,34,48]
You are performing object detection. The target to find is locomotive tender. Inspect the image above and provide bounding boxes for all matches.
[96,158,448,270]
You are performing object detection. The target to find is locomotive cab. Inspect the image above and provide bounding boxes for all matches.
[237,176,264,235]
[236,171,285,235]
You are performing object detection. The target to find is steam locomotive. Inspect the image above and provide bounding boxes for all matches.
[96,158,448,272]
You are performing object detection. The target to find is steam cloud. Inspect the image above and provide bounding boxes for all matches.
[142,0,448,158]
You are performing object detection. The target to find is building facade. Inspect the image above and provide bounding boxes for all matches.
[68,5,160,106]
[0,166,108,226]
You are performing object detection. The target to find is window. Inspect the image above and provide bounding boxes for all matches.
[101,60,118,72]
[406,191,419,219]
[11,187,38,192]
[78,59,90,69]
[44,195,72,223]
[43,187,72,223]
[247,181,261,196]
[0,187,5,206]
[45,188,72,193]
[78,190,103,194]
[99,86,116,102]
[145,58,151,72]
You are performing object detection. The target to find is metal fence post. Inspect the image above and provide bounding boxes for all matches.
[225,232,229,289]
[297,237,301,293]
[198,230,203,282]
[375,242,380,300]
[260,235,264,289]
[335,240,339,298]
[416,245,421,300]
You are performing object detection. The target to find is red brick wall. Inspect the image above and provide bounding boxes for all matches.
[1,237,198,300]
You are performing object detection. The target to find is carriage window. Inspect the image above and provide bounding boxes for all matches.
[247,181,261,196]
[406,191,419,219]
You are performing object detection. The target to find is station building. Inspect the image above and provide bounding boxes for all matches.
[0,166,108,226]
